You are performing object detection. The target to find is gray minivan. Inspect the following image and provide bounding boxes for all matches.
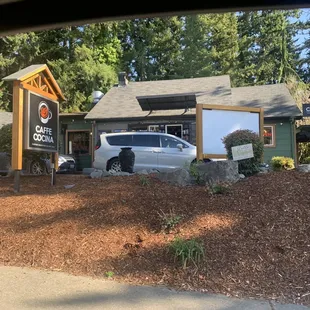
[94,132,198,172]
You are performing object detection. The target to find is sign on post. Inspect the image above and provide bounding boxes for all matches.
[2,64,65,192]
[24,91,59,152]
[232,143,254,161]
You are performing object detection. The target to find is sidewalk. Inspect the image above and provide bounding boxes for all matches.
[0,266,308,310]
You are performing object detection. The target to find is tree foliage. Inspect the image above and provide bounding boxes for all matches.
[0,10,309,112]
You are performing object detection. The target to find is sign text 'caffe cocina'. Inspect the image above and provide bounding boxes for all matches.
[231,143,254,161]
[23,91,59,152]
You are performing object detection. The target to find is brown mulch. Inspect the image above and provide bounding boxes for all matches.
[0,172,309,305]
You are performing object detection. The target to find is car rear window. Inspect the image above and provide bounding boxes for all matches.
[106,135,133,146]
[132,135,160,147]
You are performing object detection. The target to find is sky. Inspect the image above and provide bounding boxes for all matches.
[292,8,309,57]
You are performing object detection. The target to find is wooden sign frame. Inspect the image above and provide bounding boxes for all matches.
[3,64,65,192]
[196,104,264,161]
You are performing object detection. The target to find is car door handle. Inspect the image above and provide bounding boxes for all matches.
[152,150,164,153]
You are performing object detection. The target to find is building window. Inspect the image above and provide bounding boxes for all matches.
[264,125,275,147]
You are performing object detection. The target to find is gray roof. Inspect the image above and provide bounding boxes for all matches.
[0,112,12,128]
[85,75,232,120]
[231,84,301,118]
[2,64,46,81]
[85,77,301,121]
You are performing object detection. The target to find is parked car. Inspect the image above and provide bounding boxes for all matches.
[0,152,76,176]
[94,132,209,173]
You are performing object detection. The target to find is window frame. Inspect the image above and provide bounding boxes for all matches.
[263,125,276,147]
[165,124,183,138]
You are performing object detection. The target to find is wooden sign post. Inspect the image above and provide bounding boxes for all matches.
[3,65,65,192]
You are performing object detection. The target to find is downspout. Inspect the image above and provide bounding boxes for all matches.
[290,117,297,166]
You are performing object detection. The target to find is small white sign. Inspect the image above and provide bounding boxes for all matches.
[232,143,254,161]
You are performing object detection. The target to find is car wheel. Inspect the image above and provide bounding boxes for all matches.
[108,158,122,173]
[30,160,46,175]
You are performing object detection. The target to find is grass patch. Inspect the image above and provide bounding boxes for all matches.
[170,237,205,268]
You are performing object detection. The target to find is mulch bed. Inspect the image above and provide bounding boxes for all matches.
[0,171,309,306]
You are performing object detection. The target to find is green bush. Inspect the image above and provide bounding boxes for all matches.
[170,237,205,268]
[139,175,150,186]
[271,156,295,171]
[0,124,12,153]
[210,184,229,195]
[222,129,264,176]
[157,209,182,233]
[189,160,205,185]
[302,156,310,164]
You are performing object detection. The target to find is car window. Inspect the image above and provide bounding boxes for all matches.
[160,136,188,148]
[106,135,133,146]
[132,135,160,147]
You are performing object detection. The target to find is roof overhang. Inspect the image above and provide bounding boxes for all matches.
[136,93,197,111]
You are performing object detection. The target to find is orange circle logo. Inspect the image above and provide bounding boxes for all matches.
[38,102,52,124]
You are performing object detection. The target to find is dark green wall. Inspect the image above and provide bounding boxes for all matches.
[263,119,295,164]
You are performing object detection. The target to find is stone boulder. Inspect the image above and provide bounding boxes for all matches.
[297,164,310,173]
[90,170,103,179]
[196,160,240,184]
[155,168,192,186]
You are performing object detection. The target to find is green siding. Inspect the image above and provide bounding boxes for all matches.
[264,120,295,164]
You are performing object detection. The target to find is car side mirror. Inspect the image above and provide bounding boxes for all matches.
[177,144,183,151]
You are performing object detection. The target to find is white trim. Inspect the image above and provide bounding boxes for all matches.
[263,125,275,147]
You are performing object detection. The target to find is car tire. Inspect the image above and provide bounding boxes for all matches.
[30,160,46,175]
[107,158,122,173]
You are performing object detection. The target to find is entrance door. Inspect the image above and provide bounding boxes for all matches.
[67,130,91,170]
[165,124,183,138]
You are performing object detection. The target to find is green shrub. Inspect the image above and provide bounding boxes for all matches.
[0,124,12,153]
[184,160,205,185]
[170,237,205,268]
[271,156,295,171]
[222,129,264,176]
[210,184,229,195]
[302,156,310,164]
[139,175,150,186]
[105,271,115,278]
[158,209,182,233]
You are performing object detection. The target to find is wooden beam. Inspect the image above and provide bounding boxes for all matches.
[21,82,58,101]
[38,74,42,88]
[42,75,57,96]
[11,81,23,170]
[22,73,40,85]
[259,108,264,142]
[44,66,65,101]
[202,104,262,113]
[196,104,203,161]
[203,154,227,159]
[32,78,39,88]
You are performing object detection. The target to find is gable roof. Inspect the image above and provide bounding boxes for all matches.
[85,76,301,121]
[0,111,12,128]
[85,75,232,120]
[231,84,301,118]
[3,64,65,101]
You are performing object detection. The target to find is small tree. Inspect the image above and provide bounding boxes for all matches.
[222,129,264,176]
